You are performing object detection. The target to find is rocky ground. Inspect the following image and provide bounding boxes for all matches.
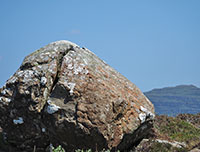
[134,113,200,152]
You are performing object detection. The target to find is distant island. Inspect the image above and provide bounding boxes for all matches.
[144,85,200,116]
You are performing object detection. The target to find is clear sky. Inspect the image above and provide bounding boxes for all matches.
[0,0,200,92]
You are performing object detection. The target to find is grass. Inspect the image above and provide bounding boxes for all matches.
[75,149,92,152]
[150,142,188,152]
[155,116,200,149]
[75,149,119,152]
[52,145,65,152]
[51,145,119,152]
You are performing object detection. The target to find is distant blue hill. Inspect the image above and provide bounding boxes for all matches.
[144,85,200,116]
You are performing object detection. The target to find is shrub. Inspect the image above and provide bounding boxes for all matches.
[52,145,65,152]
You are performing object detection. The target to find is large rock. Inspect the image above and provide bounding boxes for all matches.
[0,40,155,151]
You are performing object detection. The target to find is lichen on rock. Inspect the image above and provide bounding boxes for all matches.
[46,100,61,114]
[0,40,155,152]
[13,117,24,125]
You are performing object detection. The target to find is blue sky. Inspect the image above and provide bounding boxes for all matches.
[0,0,200,92]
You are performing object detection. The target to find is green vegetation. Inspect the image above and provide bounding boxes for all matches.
[51,146,120,152]
[150,142,188,152]
[75,149,92,152]
[155,116,200,149]
[52,145,65,152]
[75,150,119,152]
[51,147,120,152]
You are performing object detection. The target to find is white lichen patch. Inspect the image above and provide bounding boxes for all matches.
[13,117,24,125]
[0,97,11,103]
[99,113,106,122]
[75,63,88,75]
[83,58,88,65]
[33,70,40,77]
[63,51,89,76]
[41,77,47,85]
[17,71,24,77]
[15,70,35,83]
[61,80,76,95]
[5,98,11,103]
[67,82,76,95]
[140,106,148,113]
[140,106,155,119]
[39,53,50,62]
[83,68,89,75]
[25,90,30,95]
[51,52,58,59]
[74,64,83,75]
[63,55,73,65]
[0,88,12,97]
[38,65,42,69]
[25,70,34,77]
[105,104,110,112]
[45,52,50,55]
[48,60,57,75]
[1,89,7,95]
[73,62,88,75]
[139,113,146,123]
[67,63,73,70]
[46,100,60,114]
[42,128,46,132]
[25,70,34,79]
[7,76,18,84]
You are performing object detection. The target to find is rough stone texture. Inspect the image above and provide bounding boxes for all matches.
[0,40,155,151]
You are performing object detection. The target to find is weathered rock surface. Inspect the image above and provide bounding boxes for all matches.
[0,40,154,151]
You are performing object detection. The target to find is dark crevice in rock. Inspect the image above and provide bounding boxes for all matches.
[19,61,50,71]
[20,45,75,79]
[51,70,59,93]
[19,62,34,71]
[50,48,75,93]
[114,113,123,121]
[40,48,75,113]
[64,95,73,104]
[57,46,75,67]
[74,102,79,124]
[116,120,154,151]
[36,61,50,65]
